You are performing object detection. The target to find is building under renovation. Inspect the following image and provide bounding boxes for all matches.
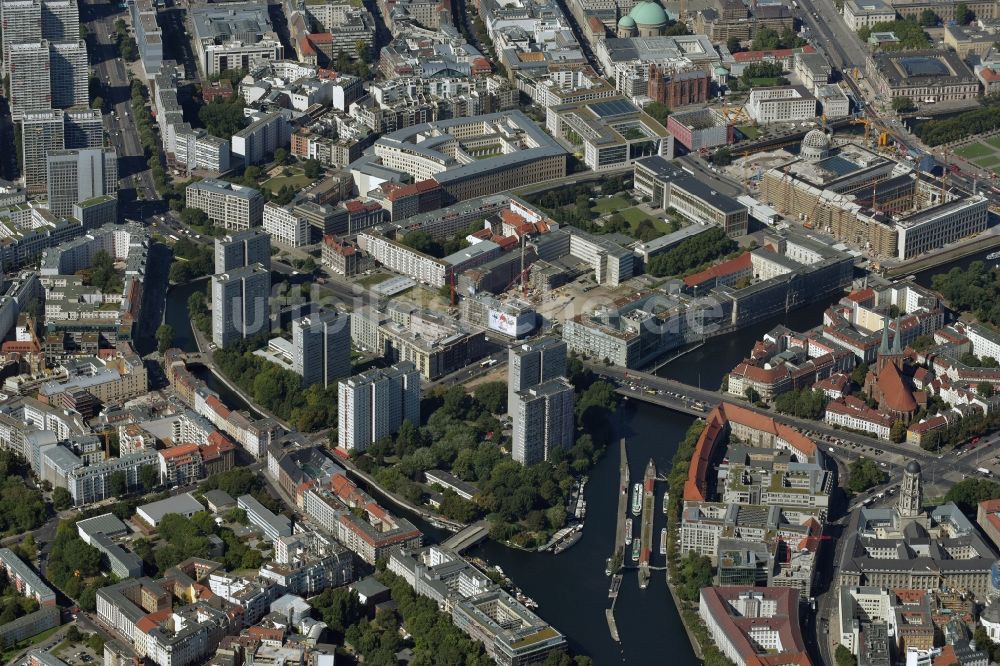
[759,131,988,260]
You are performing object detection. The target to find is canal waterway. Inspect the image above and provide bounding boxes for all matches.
[161,245,993,664]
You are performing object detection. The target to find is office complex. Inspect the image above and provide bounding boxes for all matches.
[545,97,672,171]
[635,157,749,237]
[866,50,980,104]
[21,109,65,193]
[746,86,818,124]
[291,309,350,388]
[190,2,284,77]
[211,264,271,348]
[699,588,810,666]
[679,402,829,596]
[337,362,420,452]
[508,336,567,417]
[214,228,271,273]
[511,378,575,466]
[453,588,568,664]
[46,148,118,218]
[48,39,87,108]
[8,41,52,120]
[263,202,310,247]
[186,178,265,231]
[839,462,997,599]
[350,112,567,205]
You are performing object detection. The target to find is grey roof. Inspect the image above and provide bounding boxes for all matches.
[188,178,262,201]
[76,513,129,539]
[137,492,205,524]
[349,576,390,600]
[354,112,567,186]
[203,489,237,509]
[670,175,746,215]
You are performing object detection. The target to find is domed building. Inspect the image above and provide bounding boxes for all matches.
[800,129,830,161]
[616,1,670,37]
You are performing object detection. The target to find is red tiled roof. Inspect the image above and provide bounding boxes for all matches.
[683,252,752,288]
[846,288,875,303]
[684,402,816,501]
[877,362,918,414]
[160,443,200,460]
[699,587,812,666]
[206,395,231,418]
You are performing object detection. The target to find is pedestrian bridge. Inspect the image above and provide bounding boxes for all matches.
[442,519,490,553]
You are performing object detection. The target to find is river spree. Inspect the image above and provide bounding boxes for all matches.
[160,243,995,663]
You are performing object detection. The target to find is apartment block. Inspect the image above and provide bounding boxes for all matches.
[292,309,350,388]
[214,228,271,273]
[21,109,65,193]
[41,0,79,42]
[8,41,52,120]
[512,378,575,465]
[337,361,420,452]
[231,112,290,165]
[211,264,271,348]
[508,336,567,417]
[49,39,87,108]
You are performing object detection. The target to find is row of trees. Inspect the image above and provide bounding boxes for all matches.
[0,569,38,625]
[944,477,1000,514]
[647,227,738,277]
[916,100,1000,146]
[214,338,340,431]
[131,79,169,195]
[751,27,806,51]
[664,420,738,666]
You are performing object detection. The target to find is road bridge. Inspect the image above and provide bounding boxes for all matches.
[442,519,491,553]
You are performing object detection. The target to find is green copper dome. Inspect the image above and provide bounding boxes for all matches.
[618,14,636,27]
[629,1,668,26]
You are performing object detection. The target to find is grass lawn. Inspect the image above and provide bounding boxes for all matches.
[972,154,1000,169]
[591,195,632,214]
[955,142,994,159]
[619,207,673,234]
[356,272,392,287]
[987,136,1000,150]
[738,125,761,140]
[262,172,314,193]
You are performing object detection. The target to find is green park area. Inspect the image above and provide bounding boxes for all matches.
[954,141,1000,175]
[590,197,675,237]
[262,170,314,193]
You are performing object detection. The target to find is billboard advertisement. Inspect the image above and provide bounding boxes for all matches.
[488,308,535,338]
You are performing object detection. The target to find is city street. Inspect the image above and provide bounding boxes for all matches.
[79,0,161,221]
